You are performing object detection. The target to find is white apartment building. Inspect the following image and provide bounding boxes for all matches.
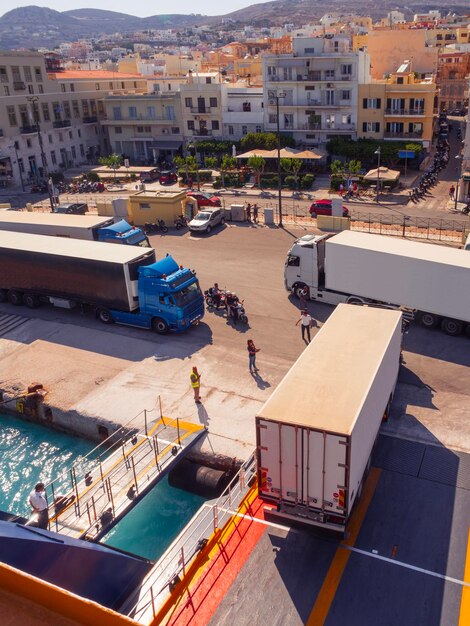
[180,72,223,141]
[222,86,264,140]
[262,37,370,148]
[0,51,147,188]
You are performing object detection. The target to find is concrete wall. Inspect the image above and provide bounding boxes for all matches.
[365,30,438,78]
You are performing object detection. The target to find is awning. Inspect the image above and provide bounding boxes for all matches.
[236,148,324,160]
[363,167,400,181]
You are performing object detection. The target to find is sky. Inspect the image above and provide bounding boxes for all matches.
[1,0,260,18]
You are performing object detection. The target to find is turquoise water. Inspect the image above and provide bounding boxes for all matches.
[0,413,96,518]
[102,476,207,562]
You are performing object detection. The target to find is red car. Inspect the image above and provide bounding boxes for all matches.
[309,199,349,218]
[186,191,221,207]
[159,171,177,185]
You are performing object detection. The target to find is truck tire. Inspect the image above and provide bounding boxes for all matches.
[294,283,307,299]
[152,317,169,334]
[419,312,439,329]
[7,290,23,306]
[97,308,114,324]
[441,317,463,336]
[0,289,7,302]
[22,293,40,308]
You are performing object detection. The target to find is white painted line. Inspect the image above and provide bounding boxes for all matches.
[343,545,470,588]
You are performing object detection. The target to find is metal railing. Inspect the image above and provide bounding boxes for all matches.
[350,212,470,242]
[125,453,256,623]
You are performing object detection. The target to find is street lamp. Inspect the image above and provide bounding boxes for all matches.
[454,154,463,213]
[268,89,286,227]
[374,147,381,203]
[8,143,25,192]
[27,96,54,211]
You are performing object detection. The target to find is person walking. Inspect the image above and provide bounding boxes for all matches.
[246,203,252,221]
[253,204,259,223]
[296,310,314,343]
[247,339,260,373]
[299,286,308,310]
[28,482,49,530]
[449,185,455,200]
[190,366,202,404]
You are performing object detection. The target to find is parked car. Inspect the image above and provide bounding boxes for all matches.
[53,203,88,215]
[309,199,349,218]
[159,171,177,185]
[189,208,225,234]
[186,191,221,207]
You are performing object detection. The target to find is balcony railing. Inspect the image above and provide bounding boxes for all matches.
[53,119,71,129]
[384,131,423,139]
[20,125,39,134]
[191,129,213,136]
[269,73,353,83]
[384,108,425,116]
[82,116,98,124]
[190,107,212,114]
[109,115,175,122]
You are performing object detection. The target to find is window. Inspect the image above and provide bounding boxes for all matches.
[363,98,381,109]
[7,106,17,126]
[212,120,219,130]
[284,114,294,128]
[128,106,137,118]
[137,126,144,133]
[11,66,21,82]
[228,125,234,135]
[185,97,193,108]
[68,130,73,139]
[256,125,262,133]
[38,84,44,94]
[82,100,90,116]
[267,66,277,76]
[139,203,151,209]
[268,113,277,124]
[205,77,211,84]
[48,134,53,144]
[341,90,350,100]
[26,139,32,148]
[187,120,195,130]
[362,122,380,132]
[95,83,100,90]
[80,144,85,157]
[396,77,404,84]
[40,103,49,122]
[34,67,43,82]
[18,158,24,173]
[59,132,63,142]
[50,150,56,165]
[242,125,248,135]
[0,66,8,83]
[146,106,156,118]
[61,84,66,92]
[72,101,80,118]
[52,102,61,121]
[325,90,335,105]
[4,86,9,96]
[326,114,335,128]
[242,102,251,112]
[112,106,122,120]
[341,64,352,76]
[171,127,180,134]
[70,84,75,92]
[90,100,97,115]
[28,84,34,94]
[144,126,151,132]
[341,114,351,124]
[71,146,76,159]
[63,102,71,119]
[210,97,218,108]
[325,70,335,79]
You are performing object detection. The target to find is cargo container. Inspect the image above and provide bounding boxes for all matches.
[0,231,204,333]
[256,304,402,532]
[0,212,149,247]
[284,230,470,336]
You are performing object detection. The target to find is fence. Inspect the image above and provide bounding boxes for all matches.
[123,452,256,623]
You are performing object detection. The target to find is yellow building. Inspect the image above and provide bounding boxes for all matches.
[128,190,187,225]
[358,61,436,149]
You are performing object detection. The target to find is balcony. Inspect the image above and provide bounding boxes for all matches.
[190,129,213,136]
[13,81,26,91]
[384,109,425,116]
[190,107,212,114]
[53,119,71,129]
[82,116,98,124]
[384,131,423,139]
[20,125,39,134]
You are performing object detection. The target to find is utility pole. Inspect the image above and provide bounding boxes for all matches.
[269,89,286,227]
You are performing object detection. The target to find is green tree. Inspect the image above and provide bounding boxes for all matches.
[99,153,123,180]
[348,159,362,175]
[330,160,342,176]
[241,132,296,151]
[205,156,218,170]
[247,155,266,187]
[281,158,303,189]
[220,154,237,188]
[174,155,198,186]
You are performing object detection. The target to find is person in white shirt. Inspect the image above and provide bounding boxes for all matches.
[296,310,314,343]
[28,482,49,529]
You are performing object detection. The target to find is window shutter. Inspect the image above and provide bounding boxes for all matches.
[363,98,368,109]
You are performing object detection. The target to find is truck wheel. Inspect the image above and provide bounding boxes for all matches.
[22,294,40,308]
[294,284,307,299]
[152,318,169,334]
[97,308,114,324]
[441,318,463,336]
[7,290,23,306]
[0,289,7,302]
[419,312,439,329]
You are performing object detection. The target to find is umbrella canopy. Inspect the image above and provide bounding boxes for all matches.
[236,147,324,160]
[235,149,274,159]
[363,167,400,181]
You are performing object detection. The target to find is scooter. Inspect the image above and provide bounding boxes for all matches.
[144,220,168,234]
[174,215,188,230]
[227,300,248,325]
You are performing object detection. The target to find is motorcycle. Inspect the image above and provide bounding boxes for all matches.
[227,299,248,325]
[174,215,188,230]
[144,220,168,234]
[204,288,226,310]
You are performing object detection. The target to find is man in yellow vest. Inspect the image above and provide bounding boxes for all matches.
[190,366,202,404]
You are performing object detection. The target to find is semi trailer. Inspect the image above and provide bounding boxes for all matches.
[0,231,203,333]
[256,304,402,532]
[0,212,149,247]
[285,230,470,336]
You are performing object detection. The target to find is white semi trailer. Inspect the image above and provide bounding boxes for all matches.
[284,230,470,336]
[256,304,402,532]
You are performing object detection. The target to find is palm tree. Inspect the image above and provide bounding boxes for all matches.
[247,155,266,188]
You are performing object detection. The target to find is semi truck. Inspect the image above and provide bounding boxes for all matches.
[0,212,149,247]
[0,231,204,333]
[285,230,470,336]
[256,304,402,532]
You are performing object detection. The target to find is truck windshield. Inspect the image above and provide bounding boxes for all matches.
[173,283,201,307]
[126,232,150,247]
[287,255,300,267]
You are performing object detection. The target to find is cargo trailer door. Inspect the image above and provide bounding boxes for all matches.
[303,430,348,518]
[257,419,302,504]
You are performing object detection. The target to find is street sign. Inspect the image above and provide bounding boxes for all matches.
[398,150,415,159]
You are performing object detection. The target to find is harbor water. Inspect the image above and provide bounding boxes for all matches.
[0,412,207,561]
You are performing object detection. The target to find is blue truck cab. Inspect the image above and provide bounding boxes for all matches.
[97,219,150,247]
[109,255,204,333]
